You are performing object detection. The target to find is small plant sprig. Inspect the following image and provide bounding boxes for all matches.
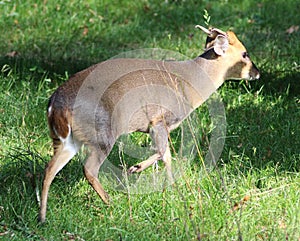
[203,9,211,26]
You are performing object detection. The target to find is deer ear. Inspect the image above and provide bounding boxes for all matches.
[213,35,229,56]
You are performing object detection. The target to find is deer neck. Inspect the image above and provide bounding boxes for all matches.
[165,56,226,110]
[193,54,227,90]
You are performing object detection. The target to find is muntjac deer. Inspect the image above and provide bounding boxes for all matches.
[39,25,259,222]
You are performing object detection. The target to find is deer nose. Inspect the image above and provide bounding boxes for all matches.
[249,73,260,80]
[251,62,260,80]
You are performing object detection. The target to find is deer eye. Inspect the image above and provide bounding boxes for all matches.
[242,52,249,59]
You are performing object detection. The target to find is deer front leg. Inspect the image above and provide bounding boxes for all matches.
[127,153,161,174]
[161,144,173,184]
[128,122,173,182]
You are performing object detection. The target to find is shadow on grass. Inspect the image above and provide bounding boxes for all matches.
[253,69,300,98]
[0,0,263,77]
[0,2,202,76]
[0,147,98,239]
[1,0,298,86]
[0,147,44,230]
[224,70,300,172]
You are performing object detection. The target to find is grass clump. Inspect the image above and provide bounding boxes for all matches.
[0,0,299,240]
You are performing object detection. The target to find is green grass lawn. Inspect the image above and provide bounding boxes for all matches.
[0,0,299,240]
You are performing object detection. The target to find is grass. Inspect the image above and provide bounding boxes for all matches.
[0,0,299,240]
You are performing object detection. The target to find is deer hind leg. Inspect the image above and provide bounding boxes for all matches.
[83,141,113,204]
[128,122,173,182]
[39,135,79,223]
